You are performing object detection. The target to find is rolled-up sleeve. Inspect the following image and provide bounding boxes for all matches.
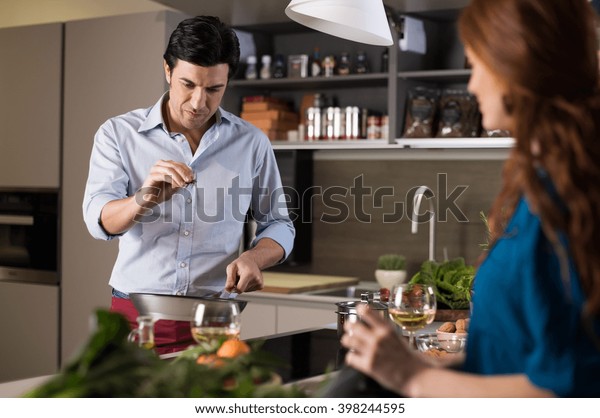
[250,144,295,261]
[82,121,130,241]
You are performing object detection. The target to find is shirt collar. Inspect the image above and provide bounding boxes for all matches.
[138,92,169,133]
[138,92,230,134]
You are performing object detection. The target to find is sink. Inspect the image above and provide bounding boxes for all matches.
[307,284,381,298]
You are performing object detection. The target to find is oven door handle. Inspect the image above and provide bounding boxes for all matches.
[0,215,34,226]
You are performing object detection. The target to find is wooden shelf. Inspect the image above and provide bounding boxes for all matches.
[397,69,471,83]
[270,137,514,150]
[229,73,389,90]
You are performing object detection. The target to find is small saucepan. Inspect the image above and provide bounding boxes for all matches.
[335,293,388,339]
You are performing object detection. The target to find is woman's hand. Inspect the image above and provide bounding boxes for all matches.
[341,304,429,394]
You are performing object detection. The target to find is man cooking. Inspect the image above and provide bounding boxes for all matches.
[82,16,294,353]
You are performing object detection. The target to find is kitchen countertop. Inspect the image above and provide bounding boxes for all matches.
[239,280,381,304]
[260,271,360,294]
[0,322,445,398]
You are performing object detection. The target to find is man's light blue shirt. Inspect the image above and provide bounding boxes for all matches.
[83,93,294,296]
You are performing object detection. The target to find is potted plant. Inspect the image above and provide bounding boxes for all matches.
[375,254,407,289]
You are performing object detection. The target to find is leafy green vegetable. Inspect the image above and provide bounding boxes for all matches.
[377,254,406,270]
[25,309,306,398]
[409,257,475,310]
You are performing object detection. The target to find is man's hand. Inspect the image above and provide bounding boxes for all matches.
[100,160,194,235]
[225,238,285,293]
[136,160,195,207]
[225,252,264,293]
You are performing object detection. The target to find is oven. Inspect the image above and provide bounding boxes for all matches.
[0,190,59,285]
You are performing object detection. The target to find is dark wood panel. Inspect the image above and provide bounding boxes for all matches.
[276,159,505,281]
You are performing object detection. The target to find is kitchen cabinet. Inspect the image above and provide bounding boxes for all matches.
[239,292,340,339]
[0,282,58,383]
[61,10,187,364]
[277,305,335,334]
[239,303,277,339]
[0,23,61,188]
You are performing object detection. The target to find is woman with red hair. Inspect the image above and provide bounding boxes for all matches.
[342,0,600,397]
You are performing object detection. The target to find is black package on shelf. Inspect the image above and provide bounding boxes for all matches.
[402,87,440,138]
[436,89,481,138]
[481,129,512,138]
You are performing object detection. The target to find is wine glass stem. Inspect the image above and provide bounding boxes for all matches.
[408,332,415,349]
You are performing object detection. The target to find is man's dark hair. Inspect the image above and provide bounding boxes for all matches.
[163,16,240,79]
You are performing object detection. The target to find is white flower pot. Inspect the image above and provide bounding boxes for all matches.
[374,269,407,289]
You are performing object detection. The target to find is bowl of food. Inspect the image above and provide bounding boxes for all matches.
[416,333,467,357]
[436,318,468,342]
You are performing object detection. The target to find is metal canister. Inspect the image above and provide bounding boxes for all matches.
[324,106,336,140]
[345,106,360,139]
[335,293,389,339]
[333,107,342,139]
[306,106,322,140]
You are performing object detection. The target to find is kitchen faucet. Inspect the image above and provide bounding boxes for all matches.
[411,185,436,261]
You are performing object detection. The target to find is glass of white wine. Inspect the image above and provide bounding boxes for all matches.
[388,283,437,348]
[191,300,241,345]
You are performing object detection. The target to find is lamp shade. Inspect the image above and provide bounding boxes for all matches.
[285,0,393,46]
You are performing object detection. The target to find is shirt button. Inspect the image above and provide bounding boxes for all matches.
[184,230,190,236]
[179,262,187,268]
[176,291,183,296]
[187,198,192,204]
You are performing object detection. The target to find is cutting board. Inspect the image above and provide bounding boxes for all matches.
[261,272,359,294]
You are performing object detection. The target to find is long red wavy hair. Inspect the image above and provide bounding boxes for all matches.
[459,0,600,320]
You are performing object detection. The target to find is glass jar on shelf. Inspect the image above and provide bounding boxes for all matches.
[311,47,322,77]
[260,55,272,79]
[355,51,369,74]
[381,49,389,73]
[337,52,351,75]
[245,55,257,80]
[272,54,286,78]
[323,55,335,77]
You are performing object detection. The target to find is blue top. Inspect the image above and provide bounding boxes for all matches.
[463,196,600,396]
[83,93,295,296]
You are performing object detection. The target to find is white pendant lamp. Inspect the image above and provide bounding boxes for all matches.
[285,0,393,46]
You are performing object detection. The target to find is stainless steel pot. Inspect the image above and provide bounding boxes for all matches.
[130,293,248,322]
[335,292,388,338]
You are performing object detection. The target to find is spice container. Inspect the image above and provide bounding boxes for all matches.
[306,107,322,140]
[311,47,322,77]
[345,106,360,139]
[260,55,272,79]
[333,107,343,139]
[337,52,351,75]
[380,115,389,140]
[323,55,335,77]
[381,49,389,73]
[245,55,257,80]
[272,54,286,78]
[324,107,336,140]
[355,51,369,74]
[288,54,309,78]
[367,115,381,139]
